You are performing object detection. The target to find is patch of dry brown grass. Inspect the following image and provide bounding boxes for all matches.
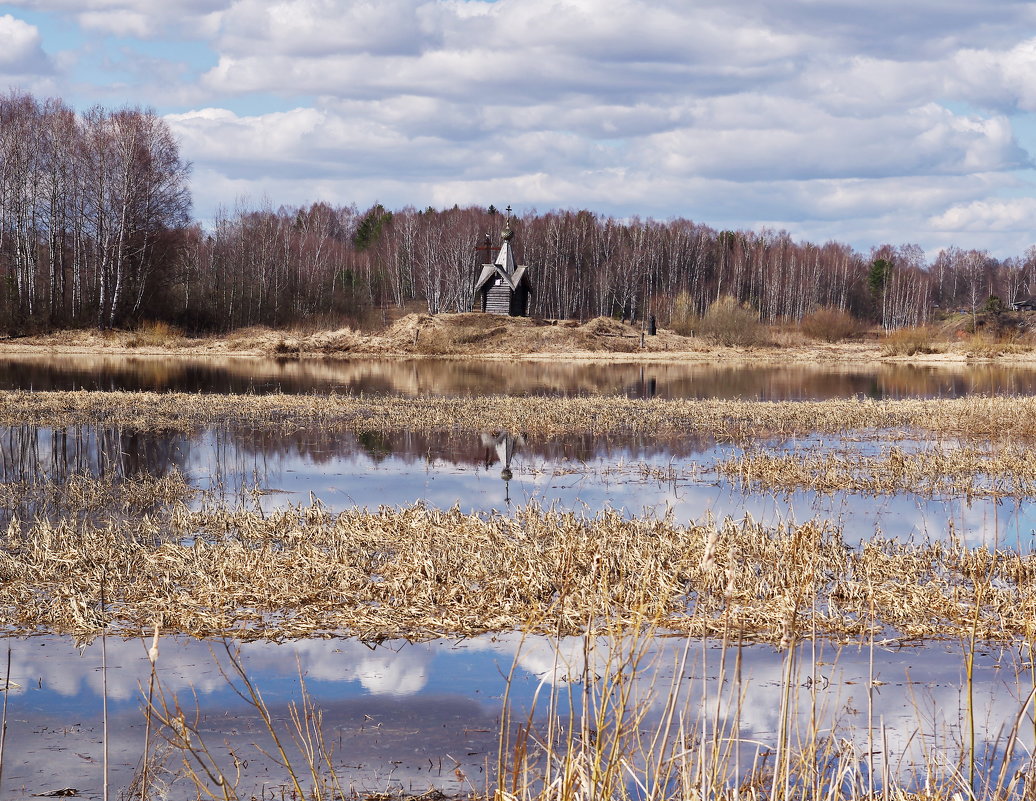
[720,444,1036,498]
[127,321,186,349]
[5,390,1036,442]
[881,326,943,356]
[1,501,1033,644]
[1,469,193,516]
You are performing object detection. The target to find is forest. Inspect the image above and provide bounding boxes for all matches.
[3,90,1035,334]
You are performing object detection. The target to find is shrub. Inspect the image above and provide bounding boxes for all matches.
[668,291,697,336]
[964,332,1033,357]
[272,338,300,356]
[699,295,767,346]
[880,326,941,356]
[127,320,184,348]
[801,306,860,342]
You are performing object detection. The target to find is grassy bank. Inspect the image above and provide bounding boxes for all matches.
[6,311,1036,363]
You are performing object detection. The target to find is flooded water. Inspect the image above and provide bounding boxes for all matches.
[7,353,1036,398]
[6,355,1036,797]
[2,421,1032,549]
[4,632,1029,799]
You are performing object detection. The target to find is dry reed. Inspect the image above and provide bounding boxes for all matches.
[0,501,1034,644]
[0,470,193,517]
[720,444,1036,498]
[6,390,1036,441]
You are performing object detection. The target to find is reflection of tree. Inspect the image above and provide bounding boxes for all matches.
[8,356,1036,400]
[0,424,189,484]
[225,424,717,467]
[0,423,193,525]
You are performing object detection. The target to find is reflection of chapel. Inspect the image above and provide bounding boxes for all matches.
[473,207,532,316]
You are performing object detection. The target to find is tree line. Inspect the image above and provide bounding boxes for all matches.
[0,92,190,330]
[3,90,1036,334]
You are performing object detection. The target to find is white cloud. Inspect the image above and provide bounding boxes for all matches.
[0,14,50,73]
[950,38,1036,112]
[3,0,230,38]
[929,197,1036,232]
[77,9,150,37]
[10,0,1036,255]
[215,0,429,57]
[200,0,814,102]
[638,101,1026,182]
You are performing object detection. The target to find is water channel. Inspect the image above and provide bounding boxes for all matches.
[4,356,1036,798]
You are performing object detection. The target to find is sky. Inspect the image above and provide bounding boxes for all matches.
[2,0,1036,258]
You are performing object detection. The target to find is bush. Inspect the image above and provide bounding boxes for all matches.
[699,296,767,346]
[668,291,697,336]
[801,306,859,342]
[880,326,941,356]
[127,320,184,348]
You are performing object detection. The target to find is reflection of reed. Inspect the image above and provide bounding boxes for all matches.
[0,424,193,526]
[0,471,192,521]
[227,425,716,465]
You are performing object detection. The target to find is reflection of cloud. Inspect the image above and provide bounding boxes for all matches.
[4,632,1034,791]
[6,636,437,704]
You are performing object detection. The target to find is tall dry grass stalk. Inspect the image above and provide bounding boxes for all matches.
[124,609,1036,800]
[490,622,1036,801]
[101,570,109,801]
[0,644,9,795]
[150,643,351,801]
[141,623,161,801]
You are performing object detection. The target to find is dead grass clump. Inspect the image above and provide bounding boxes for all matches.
[383,313,436,344]
[300,328,364,354]
[881,326,942,356]
[964,332,1035,358]
[222,326,279,352]
[801,306,860,342]
[455,325,508,345]
[698,296,768,347]
[380,313,455,354]
[443,311,514,330]
[127,321,186,349]
[570,317,641,352]
[769,325,810,347]
[272,337,301,356]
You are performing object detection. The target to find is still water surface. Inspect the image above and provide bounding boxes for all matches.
[6,356,1036,796]
[7,354,1036,398]
[4,632,1028,798]
[2,422,1031,548]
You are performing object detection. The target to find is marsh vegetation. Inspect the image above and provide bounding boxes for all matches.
[5,374,1036,799]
